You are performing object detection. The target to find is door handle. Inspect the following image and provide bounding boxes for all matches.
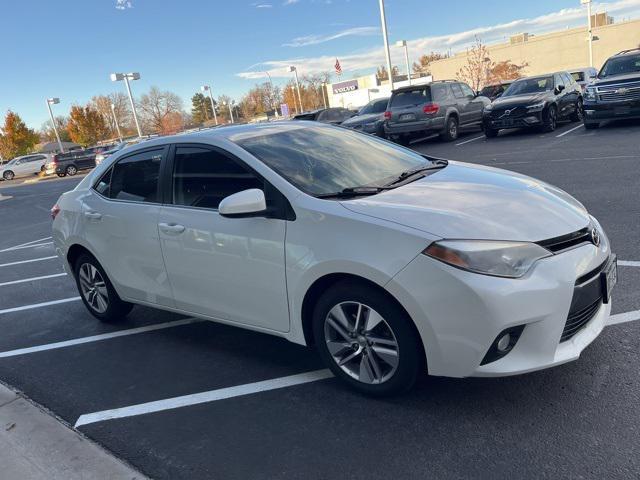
[84,211,102,220]
[158,222,185,234]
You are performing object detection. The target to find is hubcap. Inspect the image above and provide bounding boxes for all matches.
[577,101,584,120]
[450,121,458,137]
[68,166,77,175]
[79,263,109,313]
[324,302,399,384]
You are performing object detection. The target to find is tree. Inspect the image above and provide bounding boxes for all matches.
[412,52,448,76]
[0,111,40,160]
[456,37,495,92]
[91,93,131,138]
[376,65,399,82]
[66,105,110,147]
[216,95,233,123]
[191,93,213,125]
[40,116,71,143]
[138,86,184,134]
[161,112,184,135]
[486,60,529,84]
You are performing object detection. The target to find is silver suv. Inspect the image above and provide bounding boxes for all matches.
[384,81,489,144]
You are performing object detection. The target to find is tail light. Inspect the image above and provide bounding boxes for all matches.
[384,111,391,120]
[51,204,60,220]
[51,154,58,164]
[423,103,440,115]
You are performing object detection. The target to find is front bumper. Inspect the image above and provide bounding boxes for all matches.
[583,99,640,121]
[483,111,543,129]
[386,240,612,378]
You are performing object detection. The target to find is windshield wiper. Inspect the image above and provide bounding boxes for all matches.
[316,186,392,199]
[384,161,448,187]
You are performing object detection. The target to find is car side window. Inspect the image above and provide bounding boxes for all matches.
[459,83,476,98]
[94,168,112,196]
[373,99,388,113]
[109,149,163,203]
[172,146,263,210]
[561,72,573,86]
[451,83,465,99]
[554,74,564,89]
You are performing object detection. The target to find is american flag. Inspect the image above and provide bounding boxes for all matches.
[335,58,342,76]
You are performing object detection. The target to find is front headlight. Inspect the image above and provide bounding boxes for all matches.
[527,102,545,112]
[585,87,596,101]
[424,240,551,278]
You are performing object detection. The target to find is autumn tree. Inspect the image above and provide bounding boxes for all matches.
[91,93,131,138]
[40,116,71,143]
[456,37,495,92]
[0,111,40,159]
[161,112,184,135]
[138,86,184,134]
[487,60,529,84]
[191,93,214,125]
[66,105,110,146]
[376,65,399,82]
[412,52,448,76]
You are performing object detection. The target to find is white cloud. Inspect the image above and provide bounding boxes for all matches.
[237,0,640,79]
[283,0,300,5]
[252,2,273,8]
[115,0,133,10]
[283,26,378,47]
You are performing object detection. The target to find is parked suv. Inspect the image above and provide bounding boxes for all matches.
[45,145,109,177]
[0,153,51,181]
[583,48,640,129]
[384,81,489,144]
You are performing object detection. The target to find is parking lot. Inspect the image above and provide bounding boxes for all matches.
[1,120,639,479]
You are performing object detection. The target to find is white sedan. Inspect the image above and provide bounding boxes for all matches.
[51,122,616,395]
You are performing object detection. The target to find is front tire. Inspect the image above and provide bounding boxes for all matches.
[440,116,459,141]
[74,253,133,322]
[570,99,584,122]
[542,105,558,132]
[3,171,14,181]
[312,280,423,396]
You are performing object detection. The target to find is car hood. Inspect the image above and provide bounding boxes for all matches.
[591,72,640,87]
[342,113,382,126]
[491,92,551,108]
[341,162,589,242]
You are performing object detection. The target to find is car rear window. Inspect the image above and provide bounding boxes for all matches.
[390,88,431,108]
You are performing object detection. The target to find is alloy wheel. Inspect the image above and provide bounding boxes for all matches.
[66,165,77,176]
[576,100,584,121]
[79,263,109,313]
[449,120,458,139]
[3,171,14,181]
[324,301,399,384]
[549,107,557,130]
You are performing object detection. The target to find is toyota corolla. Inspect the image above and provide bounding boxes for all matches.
[51,122,617,395]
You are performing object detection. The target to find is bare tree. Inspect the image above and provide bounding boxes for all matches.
[456,37,495,91]
[138,87,184,134]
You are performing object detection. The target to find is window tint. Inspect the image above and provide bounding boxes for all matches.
[373,99,388,113]
[390,88,431,107]
[94,168,112,196]
[554,74,564,88]
[450,83,465,99]
[172,146,263,209]
[571,71,585,82]
[599,54,640,77]
[561,72,573,85]
[431,84,453,102]
[28,155,44,162]
[110,149,162,203]
[459,83,476,98]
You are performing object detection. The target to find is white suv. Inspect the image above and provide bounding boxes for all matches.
[1,153,52,181]
[52,122,616,395]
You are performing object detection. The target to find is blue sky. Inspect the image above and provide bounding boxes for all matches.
[2,0,640,129]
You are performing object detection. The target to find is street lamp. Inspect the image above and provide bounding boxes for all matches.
[264,71,279,118]
[378,0,395,91]
[581,0,594,67]
[396,40,411,86]
[110,72,143,137]
[45,98,64,153]
[111,103,123,142]
[200,85,219,125]
[289,66,303,113]
[223,101,235,124]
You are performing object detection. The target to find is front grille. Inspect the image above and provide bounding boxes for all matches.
[597,81,640,102]
[490,106,527,119]
[561,297,601,342]
[537,226,592,253]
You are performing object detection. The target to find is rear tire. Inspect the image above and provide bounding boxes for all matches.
[2,171,14,181]
[584,121,600,130]
[66,165,78,176]
[57,173,66,178]
[74,253,133,322]
[440,116,459,141]
[312,280,423,396]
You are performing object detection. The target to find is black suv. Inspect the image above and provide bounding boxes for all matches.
[46,145,110,177]
[292,107,355,124]
[482,72,583,137]
[384,81,489,144]
[583,48,640,129]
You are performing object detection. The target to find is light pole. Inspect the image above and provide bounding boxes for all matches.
[200,85,219,125]
[264,71,279,117]
[378,0,394,91]
[45,98,64,153]
[289,66,303,113]
[111,103,123,142]
[321,83,328,108]
[110,72,143,137]
[224,101,235,124]
[581,0,594,67]
[396,40,411,85]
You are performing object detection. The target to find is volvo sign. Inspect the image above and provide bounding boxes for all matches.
[333,80,359,94]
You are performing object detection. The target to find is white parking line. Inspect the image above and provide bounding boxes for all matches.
[556,125,584,137]
[0,318,202,359]
[0,236,52,252]
[619,260,640,267]
[74,369,334,428]
[456,135,485,146]
[608,309,640,327]
[0,297,80,315]
[0,272,67,287]
[0,256,58,268]
[0,242,53,253]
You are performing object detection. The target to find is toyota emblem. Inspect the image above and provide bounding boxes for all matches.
[590,227,601,247]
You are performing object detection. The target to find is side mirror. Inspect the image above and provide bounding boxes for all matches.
[555,85,565,94]
[219,189,267,218]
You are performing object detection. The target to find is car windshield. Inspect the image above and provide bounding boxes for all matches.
[571,72,585,82]
[359,99,388,115]
[599,54,640,78]
[502,76,554,96]
[232,125,433,196]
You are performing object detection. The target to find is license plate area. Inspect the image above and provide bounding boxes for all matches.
[399,113,416,122]
[601,255,617,303]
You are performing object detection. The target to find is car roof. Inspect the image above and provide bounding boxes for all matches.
[614,48,640,57]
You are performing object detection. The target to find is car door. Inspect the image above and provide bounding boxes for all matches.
[554,74,570,118]
[80,146,175,307]
[157,144,290,332]
[449,83,472,125]
[17,156,39,177]
[562,72,580,115]
[459,82,484,125]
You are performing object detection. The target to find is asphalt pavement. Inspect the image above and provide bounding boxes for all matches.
[0,120,639,479]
